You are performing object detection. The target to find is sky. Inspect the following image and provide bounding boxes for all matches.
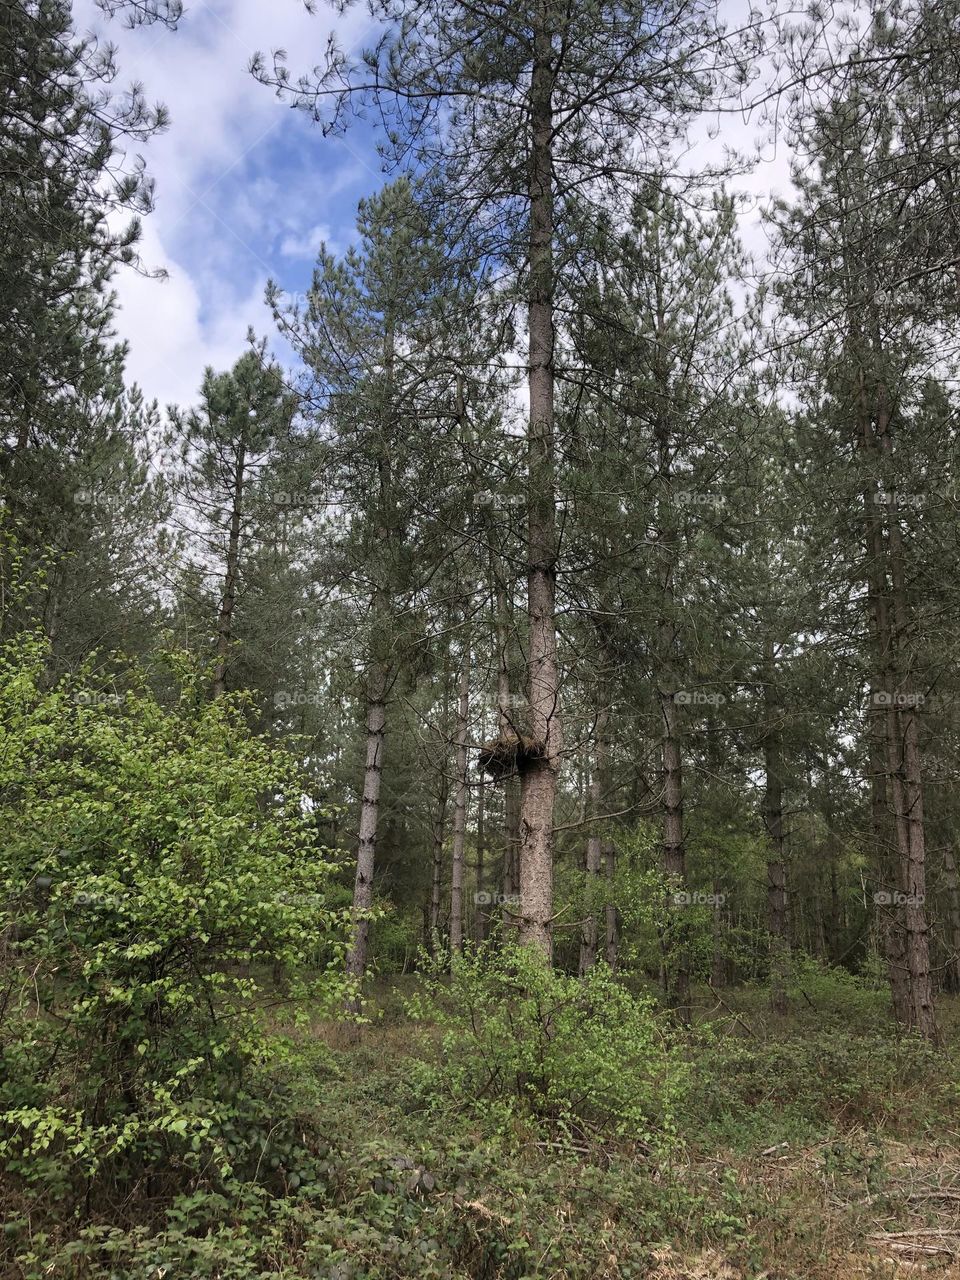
[73,0,386,410]
[72,0,796,413]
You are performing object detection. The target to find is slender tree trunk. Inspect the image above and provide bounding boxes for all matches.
[450,637,470,955]
[870,704,910,1020]
[659,680,690,1021]
[344,307,401,1006]
[877,405,936,1038]
[212,441,246,698]
[428,776,448,952]
[710,880,728,988]
[579,708,607,974]
[503,776,521,930]
[494,567,521,933]
[940,846,960,993]
[766,859,788,1005]
[518,19,560,960]
[428,608,455,951]
[761,648,789,1013]
[475,775,487,943]
[345,662,387,994]
[603,841,618,971]
[828,851,842,963]
[858,368,937,1039]
[651,293,688,1017]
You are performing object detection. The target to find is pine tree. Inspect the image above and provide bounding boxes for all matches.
[770,79,946,1039]
[168,346,298,700]
[254,0,751,961]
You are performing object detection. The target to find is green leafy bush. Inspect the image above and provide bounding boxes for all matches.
[405,941,687,1143]
[785,952,890,1028]
[0,634,350,1209]
[684,1023,948,1148]
[369,899,421,975]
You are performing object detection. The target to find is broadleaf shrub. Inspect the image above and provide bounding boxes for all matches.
[405,941,687,1143]
[0,634,350,1210]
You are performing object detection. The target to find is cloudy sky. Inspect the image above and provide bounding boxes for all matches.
[73,0,795,413]
[73,0,386,410]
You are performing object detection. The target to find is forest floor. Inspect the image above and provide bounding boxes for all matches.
[297,978,960,1280]
[9,975,960,1279]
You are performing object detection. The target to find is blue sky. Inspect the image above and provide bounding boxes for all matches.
[73,0,388,409]
[73,0,794,412]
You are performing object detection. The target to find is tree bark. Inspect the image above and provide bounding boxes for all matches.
[475,774,487,943]
[449,636,470,954]
[603,840,618,971]
[875,391,937,1039]
[345,663,387,992]
[869,700,910,1021]
[211,439,246,698]
[517,16,560,960]
[493,572,522,933]
[709,877,726,988]
[579,707,607,974]
[857,365,938,1040]
[761,649,789,1013]
[660,683,690,1021]
[503,775,521,930]
[428,775,448,952]
[940,845,960,993]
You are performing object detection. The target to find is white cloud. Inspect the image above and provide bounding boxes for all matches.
[72,0,376,406]
[280,225,336,259]
[113,221,274,409]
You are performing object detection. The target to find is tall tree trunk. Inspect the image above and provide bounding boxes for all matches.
[827,844,841,961]
[428,608,455,951]
[940,846,960,993]
[475,775,487,943]
[876,395,936,1039]
[603,840,618,971]
[494,567,521,932]
[761,657,789,1014]
[659,681,690,1022]
[346,662,388,995]
[450,637,470,955]
[518,19,560,960]
[858,367,937,1039]
[428,776,448,952]
[212,441,246,698]
[503,776,521,930]
[345,307,400,1007]
[710,879,728,988]
[870,701,910,1021]
[579,707,607,974]
[651,275,688,1017]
